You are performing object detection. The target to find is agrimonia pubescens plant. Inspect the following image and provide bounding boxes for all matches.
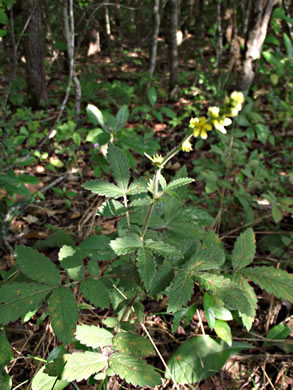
[0,92,292,388]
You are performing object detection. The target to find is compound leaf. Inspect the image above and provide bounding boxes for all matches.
[0,282,52,325]
[241,266,293,302]
[109,353,161,388]
[232,228,256,269]
[75,324,113,348]
[47,287,78,344]
[62,352,106,382]
[113,332,155,357]
[136,248,156,291]
[107,143,129,192]
[80,279,111,309]
[15,245,61,286]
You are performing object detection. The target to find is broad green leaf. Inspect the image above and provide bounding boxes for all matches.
[148,262,174,295]
[126,180,148,195]
[15,246,61,286]
[145,239,183,261]
[203,293,215,330]
[0,9,8,25]
[44,358,66,377]
[75,324,113,348]
[168,273,194,312]
[147,86,157,107]
[233,273,257,331]
[82,180,125,198]
[80,279,111,309]
[0,371,11,390]
[32,367,68,390]
[87,259,99,276]
[232,228,256,269]
[241,266,293,302]
[79,235,114,261]
[263,323,291,347]
[214,320,232,346]
[34,230,74,250]
[167,336,251,384]
[185,246,225,272]
[0,282,52,325]
[136,248,156,291]
[47,287,78,344]
[59,245,75,260]
[0,329,13,369]
[283,33,293,57]
[114,105,129,132]
[214,307,233,321]
[113,332,155,357]
[272,205,282,223]
[164,178,195,193]
[109,353,161,387]
[107,143,129,192]
[110,234,143,255]
[195,274,252,317]
[62,352,106,382]
[98,199,126,217]
[86,104,108,132]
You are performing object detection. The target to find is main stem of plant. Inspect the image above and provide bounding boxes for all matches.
[140,133,193,241]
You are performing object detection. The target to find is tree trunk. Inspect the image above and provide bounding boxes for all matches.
[238,0,276,91]
[149,0,161,78]
[22,0,47,108]
[169,0,179,100]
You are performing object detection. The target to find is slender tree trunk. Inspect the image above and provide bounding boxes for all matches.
[149,0,161,78]
[22,0,47,108]
[169,0,179,100]
[238,0,277,91]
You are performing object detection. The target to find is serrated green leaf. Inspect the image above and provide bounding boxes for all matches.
[168,273,194,312]
[232,229,256,269]
[34,230,74,250]
[98,199,126,217]
[82,180,125,198]
[185,246,225,272]
[149,262,174,295]
[164,178,195,193]
[233,273,257,330]
[87,259,100,276]
[214,320,232,346]
[167,336,251,384]
[47,287,78,344]
[145,239,183,261]
[114,105,129,132]
[126,180,148,195]
[241,266,293,302]
[86,104,108,132]
[113,333,155,357]
[79,235,114,261]
[75,324,113,348]
[62,352,106,382]
[0,329,13,369]
[110,234,143,255]
[136,248,156,291]
[213,307,233,321]
[44,357,66,377]
[15,246,61,286]
[32,366,68,390]
[80,279,111,309]
[195,274,252,317]
[0,371,12,390]
[0,282,52,325]
[107,143,129,192]
[109,353,161,387]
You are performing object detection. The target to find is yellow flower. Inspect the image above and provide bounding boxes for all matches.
[230,91,245,105]
[208,106,232,134]
[190,117,212,139]
[182,139,193,152]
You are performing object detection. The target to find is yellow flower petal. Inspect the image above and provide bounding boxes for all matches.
[201,130,208,139]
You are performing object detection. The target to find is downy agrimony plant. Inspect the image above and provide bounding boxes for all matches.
[1,92,292,388]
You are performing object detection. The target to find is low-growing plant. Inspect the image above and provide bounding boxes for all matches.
[1,92,292,389]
